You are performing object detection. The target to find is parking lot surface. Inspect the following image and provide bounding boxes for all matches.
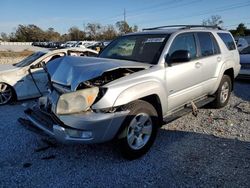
[0,81,249,187]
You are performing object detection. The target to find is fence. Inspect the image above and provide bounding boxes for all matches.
[0,42,32,45]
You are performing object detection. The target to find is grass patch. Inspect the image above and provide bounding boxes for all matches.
[0,50,34,58]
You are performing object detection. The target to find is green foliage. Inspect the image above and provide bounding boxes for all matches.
[116,21,138,34]
[1,21,138,42]
[202,15,223,27]
[230,23,250,36]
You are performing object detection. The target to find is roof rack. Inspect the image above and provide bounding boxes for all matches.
[142,25,222,31]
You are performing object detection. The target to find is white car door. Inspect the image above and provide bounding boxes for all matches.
[20,54,64,98]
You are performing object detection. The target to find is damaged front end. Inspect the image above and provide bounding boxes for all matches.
[23,56,147,143]
[24,86,129,143]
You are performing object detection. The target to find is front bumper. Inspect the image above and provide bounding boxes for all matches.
[24,106,128,144]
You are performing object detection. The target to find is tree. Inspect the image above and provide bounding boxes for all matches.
[202,15,223,27]
[14,24,45,41]
[1,32,9,41]
[100,25,118,40]
[67,26,86,41]
[85,23,102,40]
[115,21,138,34]
[236,23,247,36]
[46,27,61,41]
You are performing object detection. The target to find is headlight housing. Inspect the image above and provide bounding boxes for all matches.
[56,87,99,115]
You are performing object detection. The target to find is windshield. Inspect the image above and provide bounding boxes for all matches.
[14,51,46,67]
[99,34,169,64]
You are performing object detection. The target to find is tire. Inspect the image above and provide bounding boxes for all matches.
[212,75,232,108]
[117,100,159,160]
[0,83,14,105]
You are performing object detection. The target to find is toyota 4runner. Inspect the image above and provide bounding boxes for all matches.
[23,25,240,159]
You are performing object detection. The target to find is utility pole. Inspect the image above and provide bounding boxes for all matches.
[124,8,126,23]
[123,8,126,34]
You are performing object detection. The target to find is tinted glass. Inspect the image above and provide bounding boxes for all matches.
[211,34,220,54]
[168,33,197,60]
[218,33,236,50]
[99,34,169,64]
[197,32,214,57]
[14,51,45,67]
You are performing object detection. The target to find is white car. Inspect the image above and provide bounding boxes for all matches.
[0,48,98,105]
[238,46,250,79]
[236,37,249,51]
[75,41,97,48]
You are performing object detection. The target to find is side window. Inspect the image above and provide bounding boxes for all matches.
[197,32,220,57]
[168,33,197,60]
[217,33,236,50]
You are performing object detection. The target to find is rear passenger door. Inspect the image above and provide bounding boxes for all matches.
[195,32,221,93]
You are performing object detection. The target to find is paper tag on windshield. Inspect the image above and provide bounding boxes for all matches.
[145,38,165,43]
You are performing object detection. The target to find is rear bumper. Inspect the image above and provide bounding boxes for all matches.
[24,106,128,144]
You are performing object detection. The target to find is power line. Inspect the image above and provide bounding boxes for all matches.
[136,1,250,26]
[96,0,197,23]
[127,0,201,20]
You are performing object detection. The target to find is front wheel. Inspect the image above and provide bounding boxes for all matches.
[117,100,159,160]
[213,75,232,108]
[0,83,14,105]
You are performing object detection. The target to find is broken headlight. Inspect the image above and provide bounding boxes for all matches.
[56,87,99,115]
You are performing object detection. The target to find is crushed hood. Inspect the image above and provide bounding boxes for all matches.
[47,56,150,90]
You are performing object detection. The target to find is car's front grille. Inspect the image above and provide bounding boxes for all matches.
[25,107,55,131]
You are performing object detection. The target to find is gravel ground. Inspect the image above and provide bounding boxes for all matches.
[0,80,249,187]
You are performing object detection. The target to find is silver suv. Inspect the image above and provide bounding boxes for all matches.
[23,25,240,159]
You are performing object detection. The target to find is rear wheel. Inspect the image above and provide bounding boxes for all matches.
[0,83,14,105]
[117,100,159,160]
[213,75,232,108]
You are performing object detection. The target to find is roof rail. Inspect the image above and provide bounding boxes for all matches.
[142,25,222,31]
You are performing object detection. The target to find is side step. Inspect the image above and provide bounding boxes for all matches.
[163,96,215,124]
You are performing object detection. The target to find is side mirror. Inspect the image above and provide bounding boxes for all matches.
[30,62,44,69]
[30,64,40,69]
[167,50,191,64]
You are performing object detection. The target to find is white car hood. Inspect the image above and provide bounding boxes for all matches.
[47,56,150,91]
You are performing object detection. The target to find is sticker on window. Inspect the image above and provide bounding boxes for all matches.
[145,38,165,43]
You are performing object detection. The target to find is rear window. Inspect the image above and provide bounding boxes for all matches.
[217,33,236,51]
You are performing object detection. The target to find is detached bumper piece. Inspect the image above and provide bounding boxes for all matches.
[23,106,128,144]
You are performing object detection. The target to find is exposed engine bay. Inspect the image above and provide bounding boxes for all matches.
[77,68,145,89]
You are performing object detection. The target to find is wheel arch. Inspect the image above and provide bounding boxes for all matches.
[139,94,163,126]
[223,68,234,91]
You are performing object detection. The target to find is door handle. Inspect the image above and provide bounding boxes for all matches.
[217,57,221,62]
[195,62,201,68]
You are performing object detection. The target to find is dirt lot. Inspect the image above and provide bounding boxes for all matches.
[0,45,45,65]
[0,80,249,187]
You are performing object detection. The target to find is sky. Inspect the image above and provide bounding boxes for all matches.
[1,0,250,34]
